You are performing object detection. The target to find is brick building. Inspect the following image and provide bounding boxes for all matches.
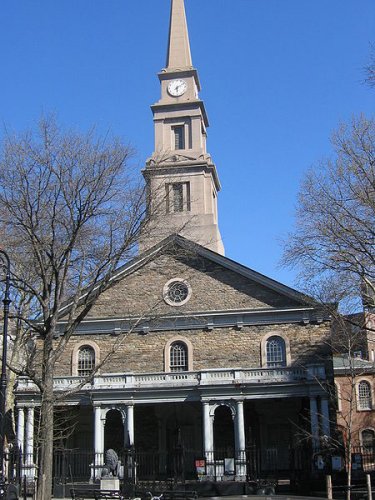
[14,0,333,491]
[333,312,375,470]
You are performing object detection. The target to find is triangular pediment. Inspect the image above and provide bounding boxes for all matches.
[66,235,315,323]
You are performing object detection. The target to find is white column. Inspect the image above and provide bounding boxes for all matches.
[235,400,246,451]
[203,402,214,477]
[16,407,25,453]
[235,400,246,479]
[127,404,134,447]
[25,407,35,478]
[203,402,212,453]
[94,406,102,455]
[94,405,105,479]
[310,397,320,451]
[122,404,135,482]
[320,397,331,438]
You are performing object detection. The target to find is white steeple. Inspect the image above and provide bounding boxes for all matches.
[166,0,193,70]
[140,0,224,256]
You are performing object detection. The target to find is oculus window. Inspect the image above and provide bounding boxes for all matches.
[163,278,192,306]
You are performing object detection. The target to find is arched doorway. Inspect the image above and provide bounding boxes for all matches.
[104,409,124,454]
[213,405,235,460]
[164,405,197,480]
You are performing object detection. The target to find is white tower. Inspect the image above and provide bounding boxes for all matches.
[141,0,224,255]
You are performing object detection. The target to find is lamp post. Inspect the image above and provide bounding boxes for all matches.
[0,250,11,497]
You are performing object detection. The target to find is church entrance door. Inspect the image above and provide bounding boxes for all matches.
[104,409,124,454]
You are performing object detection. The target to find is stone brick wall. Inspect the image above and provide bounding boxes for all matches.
[53,247,331,378]
[83,250,301,320]
[54,321,331,376]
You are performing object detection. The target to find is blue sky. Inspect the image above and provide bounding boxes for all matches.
[1,0,374,289]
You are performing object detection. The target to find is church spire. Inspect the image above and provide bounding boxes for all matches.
[166,0,193,70]
[140,0,225,256]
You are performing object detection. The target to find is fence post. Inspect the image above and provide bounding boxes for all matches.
[326,475,332,500]
[23,475,27,500]
[367,473,372,500]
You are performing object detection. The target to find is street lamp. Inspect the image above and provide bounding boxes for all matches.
[0,250,11,496]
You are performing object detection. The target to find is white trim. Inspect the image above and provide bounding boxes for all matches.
[335,382,342,412]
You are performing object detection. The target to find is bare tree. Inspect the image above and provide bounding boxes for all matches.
[283,115,375,497]
[0,116,151,500]
[283,114,375,314]
[365,47,375,88]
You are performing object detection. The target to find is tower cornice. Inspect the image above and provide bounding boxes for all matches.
[143,161,221,193]
[150,100,209,128]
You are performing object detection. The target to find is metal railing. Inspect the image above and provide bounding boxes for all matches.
[2,445,316,493]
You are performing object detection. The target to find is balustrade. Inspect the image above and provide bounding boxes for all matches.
[16,364,325,393]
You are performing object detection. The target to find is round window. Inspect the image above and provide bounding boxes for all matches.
[163,278,192,306]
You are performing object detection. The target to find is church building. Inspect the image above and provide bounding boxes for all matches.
[14,0,333,494]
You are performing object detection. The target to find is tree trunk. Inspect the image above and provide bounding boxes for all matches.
[347,462,352,500]
[5,332,23,440]
[36,371,54,500]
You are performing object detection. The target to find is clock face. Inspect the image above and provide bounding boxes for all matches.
[167,79,187,97]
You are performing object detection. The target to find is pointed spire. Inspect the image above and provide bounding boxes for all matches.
[166,0,193,70]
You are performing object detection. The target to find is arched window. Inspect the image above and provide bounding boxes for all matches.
[266,336,286,367]
[78,346,95,377]
[361,429,375,452]
[170,342,188,372]
[358,381,372,410]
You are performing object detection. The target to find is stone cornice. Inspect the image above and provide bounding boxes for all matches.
[151,99,209,127]
[143,160,221,191]
[56,305,328,336]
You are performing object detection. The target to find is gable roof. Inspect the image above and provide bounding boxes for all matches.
[333,354,375,374]
[59,234,315,319]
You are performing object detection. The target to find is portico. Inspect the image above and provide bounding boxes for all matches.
[15,362,330,483]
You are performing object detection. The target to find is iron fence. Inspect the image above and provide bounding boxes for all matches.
[351,446,375,472]
[50,446,310,484]
[8,444,375,491]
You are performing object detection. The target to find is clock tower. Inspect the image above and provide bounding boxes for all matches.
[141,0,224,255]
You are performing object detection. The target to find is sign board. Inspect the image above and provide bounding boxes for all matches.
[224,457,235,475]
[195,458,206,476]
